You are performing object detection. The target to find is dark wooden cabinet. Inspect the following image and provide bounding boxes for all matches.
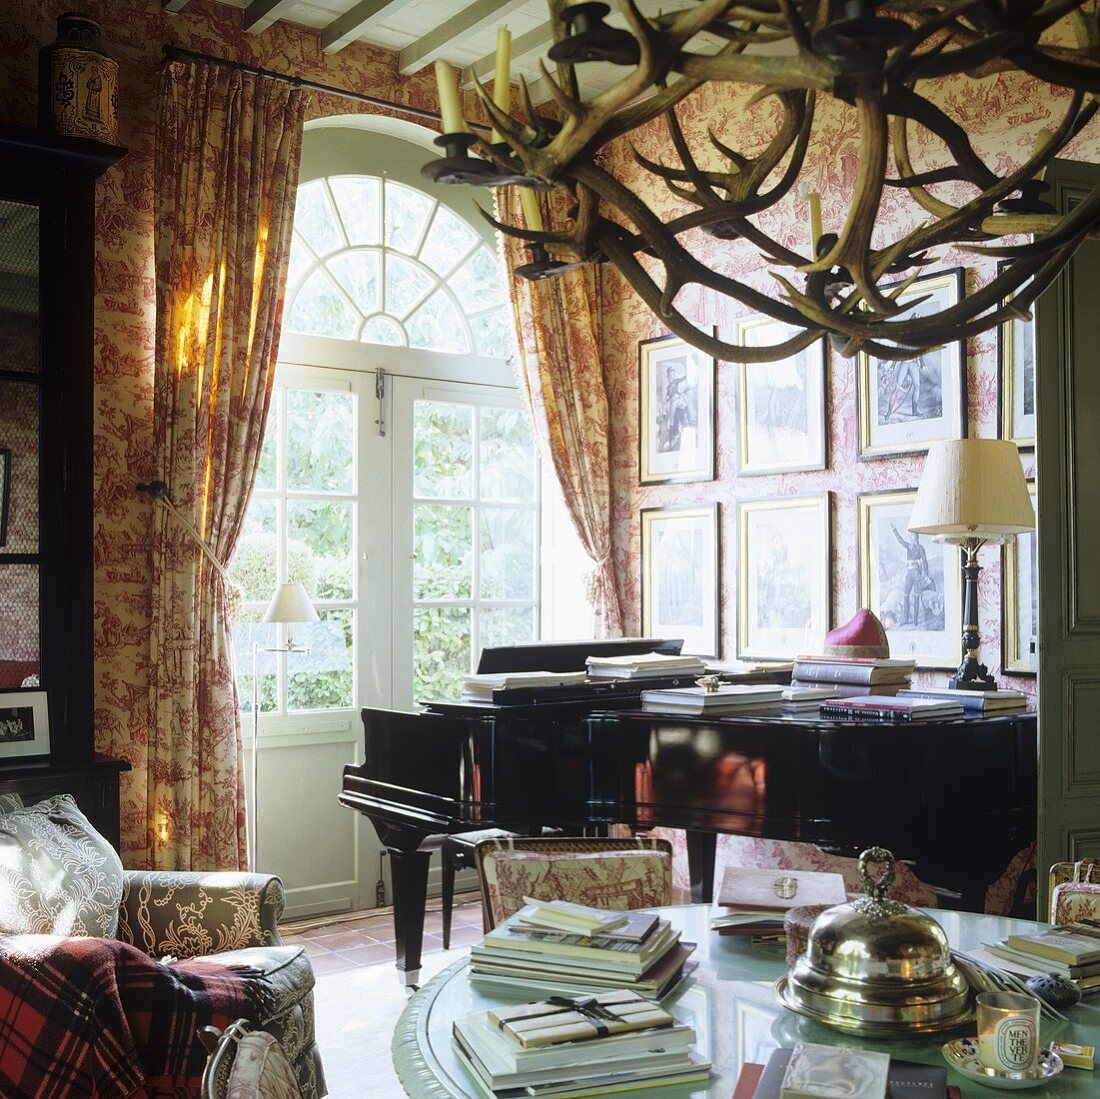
[0,125,127,837]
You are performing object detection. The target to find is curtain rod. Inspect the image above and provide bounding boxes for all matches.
[160,44,490,134]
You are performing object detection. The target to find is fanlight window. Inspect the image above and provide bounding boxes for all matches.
[285,175,509,358]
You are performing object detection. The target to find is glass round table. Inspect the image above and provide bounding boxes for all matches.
[392,905,1100,1097]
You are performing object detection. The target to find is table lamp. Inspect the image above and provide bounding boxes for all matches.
[251,581,319,871]
[909,439,1035,690]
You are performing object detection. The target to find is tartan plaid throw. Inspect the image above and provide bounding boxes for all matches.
[0,935,270,1098]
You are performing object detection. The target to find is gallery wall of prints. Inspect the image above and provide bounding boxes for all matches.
[593,75,1072,702]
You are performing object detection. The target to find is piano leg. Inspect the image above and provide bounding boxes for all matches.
[686,830,717,903]
[388,844,432,988]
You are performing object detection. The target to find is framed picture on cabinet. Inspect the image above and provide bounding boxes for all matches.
[0,447,9,547]
[1002,481,1038,675]
[638,334,715,484]
[857,490,962,668]
[737,494,831,660]
[733,316,826,476]
[641,504,720,657]
[857,268,967,459]
[0,690,50,762]
[998,262,1036,449]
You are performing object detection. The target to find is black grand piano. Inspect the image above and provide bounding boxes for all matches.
[339,641,1037,983]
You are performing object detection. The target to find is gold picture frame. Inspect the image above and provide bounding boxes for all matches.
[638,334,715,484]
[856,268,967,460]
[1002,481,1038,675]
[734,315,827,476]
[737,494,831,660]
[857,489,962,668]
[641,503,720,658]
[998,261,1036,450]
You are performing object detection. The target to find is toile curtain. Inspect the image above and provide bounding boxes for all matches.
[147,60,305,870]
[496,187,625,636]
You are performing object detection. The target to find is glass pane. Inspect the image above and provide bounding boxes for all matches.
[0,563,39,687]
[384,180,434,254]
[286,232,313,293]
[414,401,473,499]
[450,246,504,312]
[286,269,359,340]
[288,500,354,601]
[384,254,434,318]
[0,382,39,554]
[328,250,380,315]
[286,388,355,494]
[362,315,405,346]
[288,609,354,711]
[414,504,472,599]
[472,307,511,359]
[234,616,278,714]
[408,290,469,354]
[228,499,278,602]
[481,606,535,650]
[480,507,536,600]
[413,606,470,703]
[420,205,479,274]
[294,180,343,254]
[0,199,39,374]
[256,397,278,491]
[329,177,381,246]
[480,405,535,502]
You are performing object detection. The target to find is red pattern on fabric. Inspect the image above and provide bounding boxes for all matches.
[0,936,263,1098]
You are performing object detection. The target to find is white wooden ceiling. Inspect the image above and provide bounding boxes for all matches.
[196,0,726,103]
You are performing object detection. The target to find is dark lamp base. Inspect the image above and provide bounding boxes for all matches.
[949,655,997,692]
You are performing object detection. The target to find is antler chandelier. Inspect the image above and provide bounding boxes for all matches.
[423,0,1100,362]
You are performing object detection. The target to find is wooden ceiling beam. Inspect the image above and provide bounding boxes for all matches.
[398,0,530,75]
[242,0,298,34]
[320,0,418,54]
[461,18,553,88]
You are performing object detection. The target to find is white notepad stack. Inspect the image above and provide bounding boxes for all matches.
[584,652,707,680]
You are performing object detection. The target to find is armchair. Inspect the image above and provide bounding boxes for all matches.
[0,793,325,1099]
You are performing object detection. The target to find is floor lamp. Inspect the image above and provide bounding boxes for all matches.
[908,439,1036,690]
[250,581,319,872]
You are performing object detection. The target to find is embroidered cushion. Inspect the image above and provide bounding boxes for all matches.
[0,792,23,814]
[0,793,124,937]
[224,1029,304,1099]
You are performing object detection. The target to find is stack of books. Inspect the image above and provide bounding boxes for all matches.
[818,694,965,722]
[640,683,782,716]
[979,921,1100,995]
[452,989,711,1098]
[710,866,846,938]
[468,898,697,999]
[734,1046,958,1099]
[462,671,589,701]
[585,652,707,680]
[791,655,916,697]
[897,686,1029,715]
[780,686,839,714]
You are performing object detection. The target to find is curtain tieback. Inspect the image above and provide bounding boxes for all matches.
[138,480,236,590]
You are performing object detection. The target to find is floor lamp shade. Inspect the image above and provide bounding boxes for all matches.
[909,439,1035,542]
[263,581,320,625]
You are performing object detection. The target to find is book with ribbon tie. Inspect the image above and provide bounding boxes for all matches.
[488,990,674,1048]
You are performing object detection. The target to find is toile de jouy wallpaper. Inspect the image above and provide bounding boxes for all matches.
[0,2,1093,894]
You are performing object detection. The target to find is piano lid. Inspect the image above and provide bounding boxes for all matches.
[476,637,683,674]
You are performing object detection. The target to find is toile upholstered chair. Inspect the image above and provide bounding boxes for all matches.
[1048,858,1100,925]
[0,792,325,1098]
[474,835,674,929]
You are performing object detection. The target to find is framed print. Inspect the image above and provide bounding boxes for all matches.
[998,261,1036,449]
[734,316,826,476]
[638,334,715,484]
[0,690,50,761]
[641,504,720,657]
[738,494,831,660]
[858,490,962,668]
[1003,481,1038,674]
[857,268,967,459]
[0,447,9,547]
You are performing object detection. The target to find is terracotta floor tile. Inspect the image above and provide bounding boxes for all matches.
[307,952,362,977]
[444,923,483,947]
[333,941,396,966]
[308,930,370,951]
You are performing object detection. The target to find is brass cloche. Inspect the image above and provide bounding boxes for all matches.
[776,847,973,1035]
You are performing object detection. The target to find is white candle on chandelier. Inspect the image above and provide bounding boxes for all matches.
[491,27,512,144]
[1033,126,1053,180]
[801,182,823,252]
[520,187,543,233]
[434,60,467,135]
